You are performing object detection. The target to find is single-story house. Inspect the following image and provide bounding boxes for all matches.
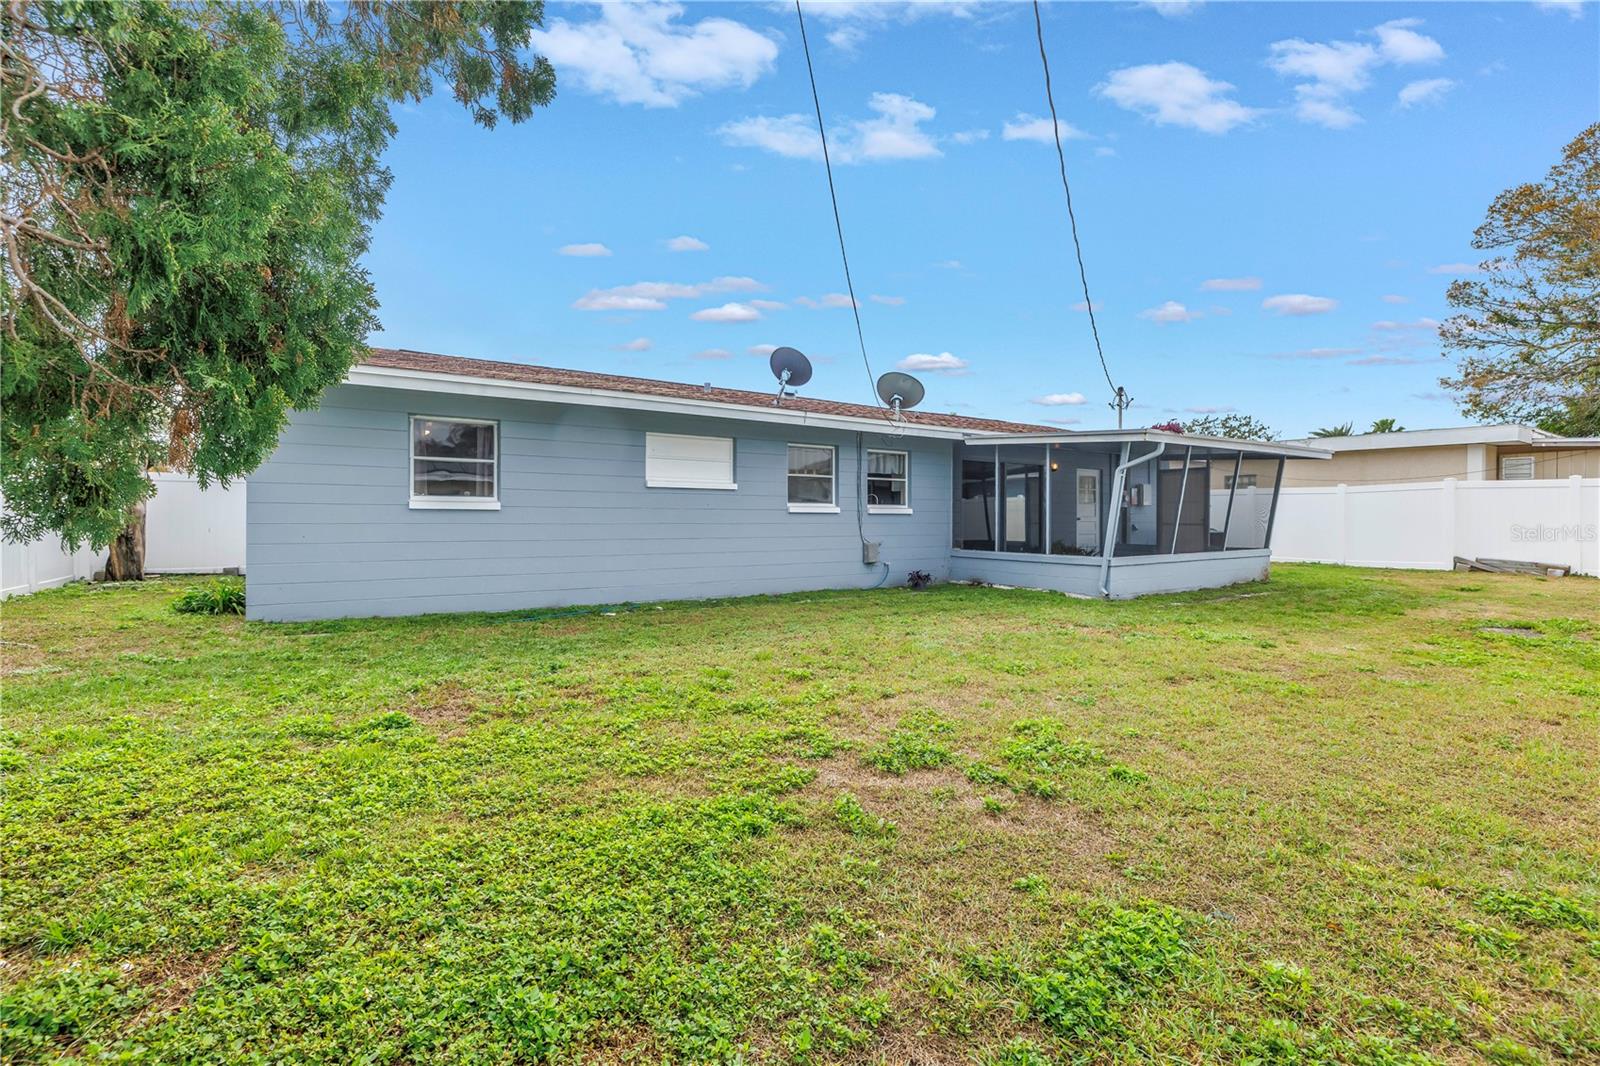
[244,349,1328,621]
[1262,425,1599,488]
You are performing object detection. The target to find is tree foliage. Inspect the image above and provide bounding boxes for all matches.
[1309,423,1354,438]
[1440,123,1600,435]
[1368,418,1404,433]
[1,1,554,547]
[1179,413,1278,441]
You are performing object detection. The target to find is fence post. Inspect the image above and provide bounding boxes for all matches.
[1335,483,1348,565]
[1441,478,1457,570]
[1570,475,1585,573]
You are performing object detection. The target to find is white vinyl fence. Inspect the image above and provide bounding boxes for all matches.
[1,473,246,599]
[1225,475,1598,577]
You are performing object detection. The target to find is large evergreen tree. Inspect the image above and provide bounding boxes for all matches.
[1,1,554,551]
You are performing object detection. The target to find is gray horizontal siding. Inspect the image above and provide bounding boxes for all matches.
[246,385,954,620]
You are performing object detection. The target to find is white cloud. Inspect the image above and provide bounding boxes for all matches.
[1032,392,1087,406]
[1268,19,1445,129]
[1094,146,1117,158]
[693,348,733,360]
[614,337,653,352]
[719,92,942,163]
[1535,0,1585,18]
[559,242,612,257]
[574,276,765,312]
[1002,113,1091,143]
[1272,347,1363,360]
[826,25,868,53]
[1263,293,1339,316]
[949,129,990,145]
[1349,354,1431,366]
[1201,276,1262,292]
[1185,405,1236,414]
[529,3,778,108]
[691,302,762,323]
[933,259,962,269]
[870,294,906,306]
[1071,300,1101,312]
[666,235,709,252]
[748,299,788,310]
[1373,19,1446,64]
[1427,262,1481,275]
[1097,62,1261,134]
[748,343,778,356]
[795,293,858,309]
[802,2,982,52]
[1398,77,1455,108]
[898,352,969,374]
[1372,317,1440,331]
[1140,300,1202,323]
[1139,1,1204,17]
[1043,417,1083,427]
[1381,293,1411,304]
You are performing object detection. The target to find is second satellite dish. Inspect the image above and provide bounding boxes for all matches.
[876,371,925,418]
[769,347,812,405]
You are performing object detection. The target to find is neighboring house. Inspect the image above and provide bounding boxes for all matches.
[1276,425,1600,487]
[244,349,1326,621]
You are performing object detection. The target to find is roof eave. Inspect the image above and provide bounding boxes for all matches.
[345,364,1007,440]
[964,429,1333,460]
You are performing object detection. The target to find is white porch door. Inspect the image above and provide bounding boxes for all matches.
[1075,469,1100,551]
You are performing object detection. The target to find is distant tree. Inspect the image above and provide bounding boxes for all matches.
[1368,418,1405,433]
[1180,414,1279,441]
[1440,123,1600,436]
[1310,422,1355,438]
[1,1,556,563]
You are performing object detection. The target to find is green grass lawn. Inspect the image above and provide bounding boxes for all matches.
[2,565,1596,1064]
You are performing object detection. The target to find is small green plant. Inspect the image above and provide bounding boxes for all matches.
[981,795,1010,815]
[1107,764,1148,784]
[833,792,895,838]
[863,711,953,775]
[1477,887,1598,932]
[171,577,245,615]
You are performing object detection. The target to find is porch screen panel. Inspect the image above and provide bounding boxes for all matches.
[1000,446,1045,554]
[953,453,998,550]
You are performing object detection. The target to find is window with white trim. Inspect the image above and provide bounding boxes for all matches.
[1500,454,1535,480]
[645,432,736,490]
[411,416,498,508]
[1225,473,1258,489]
[866,449,910,511]
[787,444,836,511]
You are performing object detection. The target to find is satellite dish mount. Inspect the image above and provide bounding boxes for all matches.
[769,347,813,406]
[876,371,926,422]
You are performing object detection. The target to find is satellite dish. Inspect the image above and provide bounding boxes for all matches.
[769,346,812,405]
[876,371,925,418]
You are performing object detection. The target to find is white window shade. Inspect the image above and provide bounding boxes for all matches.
[1500,455,1535,480]
[645,432,736,489]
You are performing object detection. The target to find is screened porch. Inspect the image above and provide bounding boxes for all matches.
[948,430,1330,598]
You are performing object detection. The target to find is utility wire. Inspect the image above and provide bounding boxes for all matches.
[794,0,886,416]
[1031,0,1119,406]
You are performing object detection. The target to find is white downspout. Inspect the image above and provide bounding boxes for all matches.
[1100,442,1165,598]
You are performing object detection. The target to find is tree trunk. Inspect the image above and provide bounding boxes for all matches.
[104,500,147,582]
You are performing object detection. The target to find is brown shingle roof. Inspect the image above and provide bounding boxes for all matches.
[362,348,1054,434]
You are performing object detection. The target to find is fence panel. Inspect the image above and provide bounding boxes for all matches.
[2,475,245,598]
[1268,476,1597,576]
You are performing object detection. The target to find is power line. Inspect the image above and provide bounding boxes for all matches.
[1031,0,1126,423]
[793,0,885,416]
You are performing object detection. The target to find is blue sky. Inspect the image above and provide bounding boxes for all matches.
[367,1,1598,437]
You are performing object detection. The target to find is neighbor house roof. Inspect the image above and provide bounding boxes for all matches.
[355,347,1056,438]
[1280,424,1600,452]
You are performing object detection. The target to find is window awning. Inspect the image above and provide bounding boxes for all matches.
[964,429,1333,461]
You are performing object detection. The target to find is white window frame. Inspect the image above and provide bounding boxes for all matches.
[866,448,912,514]
[786,443,839,513]
[644,432,737,490]
[410,415,500,510]
[1499,454,1535,480]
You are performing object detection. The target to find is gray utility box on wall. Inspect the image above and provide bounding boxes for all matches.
[861,540,881,565]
